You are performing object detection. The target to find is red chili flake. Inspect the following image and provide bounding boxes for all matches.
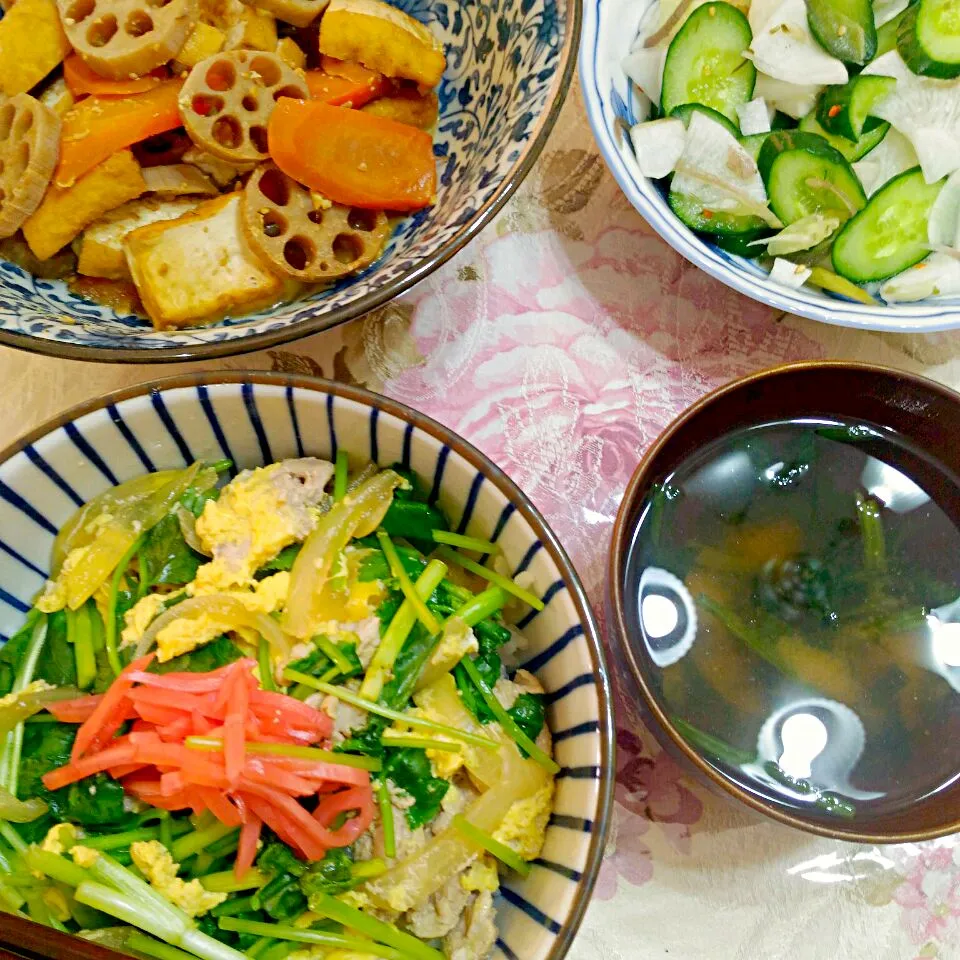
[828,105,842,118]
[703,209,713,219]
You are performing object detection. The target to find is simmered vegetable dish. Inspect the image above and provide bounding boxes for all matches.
[0,456,557,960]
[0,0,444,329]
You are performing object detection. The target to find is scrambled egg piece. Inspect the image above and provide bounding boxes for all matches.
[71,845,101,869]
[41,822,78,855]
[192,459,333,592]
[460,856,499,893]
[153,571,290,662]
[289,950,380,960]
[120,593,168,649]
[130,841,226,916]
[0,679,54,709]
[493,780,555,862]
[42,886,71,922]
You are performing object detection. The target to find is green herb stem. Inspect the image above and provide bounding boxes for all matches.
[309,892,444,960]
[83,826,162,851]
[377,530,442,635]
[458,657,558,774]
[451,814,529,875]
[670,716,756,766]
[359,559,447,702]
[0,616,47,796]
[72,603,97,691]
[350,858,387,880]
[127,931,198,960]
[333,451,349,502]
[217,917,404,960]
[856,491,887,575]
[377,780,395,859]
[199,869,266,893]
[210,895,258,917]
[314,634,356,675]
[435,548,544,611]
[105,535,146,677]
[257,637,276,692]
[25,847,91,888]
[431,531,501,555]
[185,737,381,772]
[170,822,236,863]
[284,674,499,750]
[380,733,461,753]
[453,587,509,628]
[696,594,784,672]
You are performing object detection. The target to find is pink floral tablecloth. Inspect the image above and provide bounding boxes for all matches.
[4,84,960,960]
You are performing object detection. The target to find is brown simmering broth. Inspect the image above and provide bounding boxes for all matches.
[624,418,960,821]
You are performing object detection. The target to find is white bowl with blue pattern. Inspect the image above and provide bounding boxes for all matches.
[579,0,960,333]
[0,0,580,362]
[0,372,614,960]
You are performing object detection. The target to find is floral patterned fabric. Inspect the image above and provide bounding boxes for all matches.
[4,85,960,959]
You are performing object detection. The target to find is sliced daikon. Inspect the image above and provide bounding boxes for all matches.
[852,128,919,195]
[753,73,824,119]
[630,117,687,178]
[927,169,960,247]
[737,97,772,135]
[769,257,812,288]
[879,252,960,301]
[747,0,848,85]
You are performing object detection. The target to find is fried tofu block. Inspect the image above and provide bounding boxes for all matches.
[125,193,284,329]
[318,0,445,87]
[276,37,307,70]
[23,150,146,261]
[177,22,226,68]
[0,0,71,96]
[241,8,278,50]
[361,90,438,129]
[256,0,327,29]
[77,197,201,280]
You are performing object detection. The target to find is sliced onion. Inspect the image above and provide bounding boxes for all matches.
[0,785,47,822]
[0,683,84,735]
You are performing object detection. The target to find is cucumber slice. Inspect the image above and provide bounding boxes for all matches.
[799,111,889,161]
[898,0,960,79]
[669,102,741,137]
[816,76,897,141]
[771,110,799,130]
[668,112,772,236]
[806,0,877,65]
[740,132,771,161]
[832,167,944,281]
[758,130,867,224]
[876,6,909,56]
[661,2,756,124]
[713,228,773,256]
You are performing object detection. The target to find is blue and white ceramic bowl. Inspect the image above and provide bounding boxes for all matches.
[0,373,614,960]
[579,0,960,333]
[0,0,580,362]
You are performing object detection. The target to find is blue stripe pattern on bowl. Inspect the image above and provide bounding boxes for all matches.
[0,374,613,960]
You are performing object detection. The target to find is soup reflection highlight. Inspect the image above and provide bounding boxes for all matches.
[625,418,960,820]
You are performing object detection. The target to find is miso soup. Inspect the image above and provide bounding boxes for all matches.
[624,418,960,820]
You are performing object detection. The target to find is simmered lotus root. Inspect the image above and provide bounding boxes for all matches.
[56,0,198,81]
[0,94,61,240]
[180,50,310,163]
[242,164,389,281]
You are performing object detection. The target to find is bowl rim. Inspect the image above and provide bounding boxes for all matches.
[608,359,960,843]
[576,0,960,334]
[0,369,615,960]
[0,0,583,365]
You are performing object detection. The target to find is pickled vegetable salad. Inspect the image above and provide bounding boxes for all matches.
[623,0,960,303]
[0,457,557,960]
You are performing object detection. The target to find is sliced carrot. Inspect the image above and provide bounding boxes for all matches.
[63,55,167,98]
[269,98,436,211]
[242,760,316,797]
[223,667,248,786]
[313,785,375,846]
[240,780,332,858]
[198,786,243,828]
[56,81,184,188]
[260,756,371,788]
[43,743,137,790]
[72,654,154,761]
[241,793,324,861]
[129,660,255,693]
[305,58,390,107]
[46,694,104,723]
[236,810,262,880]
[161,771,186,797]
[157,716,193,740]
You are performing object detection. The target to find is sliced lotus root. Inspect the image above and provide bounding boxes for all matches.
[56,0,198,81]
[0,94,61,240]
[180,50,310,163]
[242,163,390,281]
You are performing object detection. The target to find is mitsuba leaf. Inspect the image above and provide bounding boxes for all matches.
[140,514,203,588]
[383,747,449,829]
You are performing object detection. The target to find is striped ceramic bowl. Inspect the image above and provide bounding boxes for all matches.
[0,373,613,960]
